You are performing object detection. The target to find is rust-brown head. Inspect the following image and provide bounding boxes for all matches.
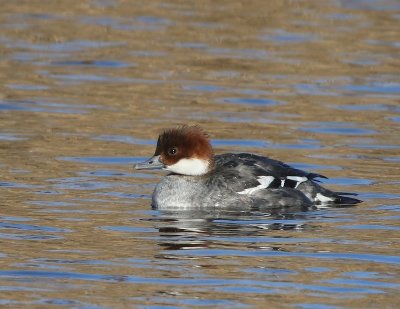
[135,125,214,175]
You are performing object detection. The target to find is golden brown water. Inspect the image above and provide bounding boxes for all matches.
[0,0,399,308]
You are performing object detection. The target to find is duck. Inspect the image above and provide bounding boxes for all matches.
[135,125,361,209]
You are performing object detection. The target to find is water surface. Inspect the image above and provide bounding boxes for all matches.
[0,0,399,308]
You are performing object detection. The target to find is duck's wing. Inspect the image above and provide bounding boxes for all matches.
[213,153,361,205]
[214,153,326,190]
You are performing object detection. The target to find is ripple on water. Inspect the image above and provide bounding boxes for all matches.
[129,50,167,57]
[0,182,41,189]
[39,71,133,84]
[357,192,400,200]
[40,70,163,85]
[190,110,298,125]
[130,296,243,308]
[0,133,29,141]
[340,0,400,10]
[183,84,270,96]
[0,219,71,241]
[28,201,78,208]
[324,278,400,289]
[338,224,400,231]
[92,135,154,145]
[164,249,400,265]
[9,12,63,21]
[343,54,383,66]
[77,170,158,179]
[289,162,342,171]
[206,47,271,60]
[332,103,400,112]
[50,178,131,191]
[57,156,140,165]
[217,97,283,106]
[6,84,49,91]
[316,177,372,186]
[387,116,400,123]
[212,138,322,150]
[174,42,209,49]
[259,29,317,44]
[94,191,151,200]
[295,84,339,96]
[0,99,102,114]
[0,222,71,233]
[79,15,172,31]
[294,79,400,98]
[48,59,131,68]
[4,39,123,52]
[99,226,157,233]
[0,269,386,295]
[344,271,394,279]
[341,82,400,97]
[12,51,70,63]
[300,122,376,135]
[34,299,103,308]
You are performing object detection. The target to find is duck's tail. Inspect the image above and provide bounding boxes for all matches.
[332,192,362,205]
[296,181,362,205]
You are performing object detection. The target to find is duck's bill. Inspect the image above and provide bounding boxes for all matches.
[135,155,165,170]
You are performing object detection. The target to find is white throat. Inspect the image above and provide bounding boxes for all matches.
[165,158,209,176]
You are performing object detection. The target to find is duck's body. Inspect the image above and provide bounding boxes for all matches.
[135,126,361,209]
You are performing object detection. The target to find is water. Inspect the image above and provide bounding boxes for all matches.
[0,0,399,307]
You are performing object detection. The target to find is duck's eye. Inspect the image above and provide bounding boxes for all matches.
[167,147,177,156]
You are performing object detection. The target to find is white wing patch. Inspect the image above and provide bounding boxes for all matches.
[315,193,335,203]
[238,176,275,195]
[286,176,308,188]
[238,175,310,195]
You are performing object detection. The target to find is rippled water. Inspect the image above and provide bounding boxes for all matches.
[1,0,399,308]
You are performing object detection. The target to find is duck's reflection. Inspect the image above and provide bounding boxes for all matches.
[152,205,315,252]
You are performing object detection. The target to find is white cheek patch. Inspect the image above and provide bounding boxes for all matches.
[165,158,209,176]
[238,176,275,195]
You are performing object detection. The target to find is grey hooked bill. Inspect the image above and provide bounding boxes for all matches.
[135,155,164,170]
